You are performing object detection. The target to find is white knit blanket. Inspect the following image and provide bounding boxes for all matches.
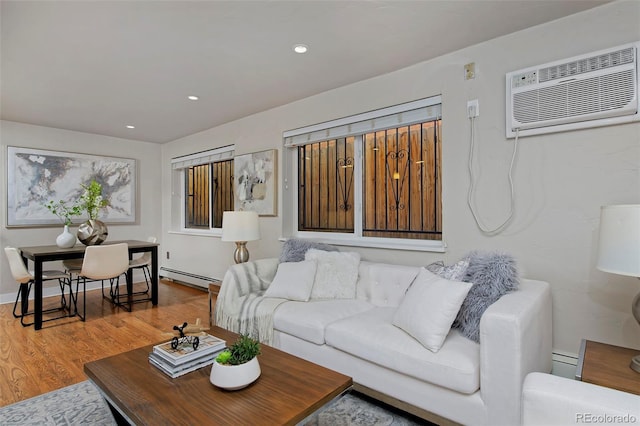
[214,258,285,345]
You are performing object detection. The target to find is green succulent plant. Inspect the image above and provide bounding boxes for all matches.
[215,334,261,366]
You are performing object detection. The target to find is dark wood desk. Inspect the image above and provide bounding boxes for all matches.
[85,326,352,425]
[19,239,159,330]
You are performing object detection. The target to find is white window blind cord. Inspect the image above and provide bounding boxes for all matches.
[467,117,519,234]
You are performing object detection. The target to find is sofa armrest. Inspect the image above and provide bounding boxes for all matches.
[480,279,553,426]
[522,372,640,425]
[214,258,279,325]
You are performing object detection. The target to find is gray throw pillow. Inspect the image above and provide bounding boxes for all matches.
[453,251,520,343]
[279,238,339,263]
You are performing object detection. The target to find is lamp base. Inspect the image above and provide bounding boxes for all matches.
[632,289,640,373]
[233,242,250,264]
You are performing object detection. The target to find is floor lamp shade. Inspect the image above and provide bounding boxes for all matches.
[596,204,640,373]
[596,205,640,277]
[221,211,260,263]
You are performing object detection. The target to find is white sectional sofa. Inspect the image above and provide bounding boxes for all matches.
[522,372,640,426]
[215,257,553,426]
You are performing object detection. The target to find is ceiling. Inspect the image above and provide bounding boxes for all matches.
[0,0,610,144]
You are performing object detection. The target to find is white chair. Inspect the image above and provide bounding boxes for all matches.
[128,236,156,297]
[76,243,130,319]
[4,247,73,327]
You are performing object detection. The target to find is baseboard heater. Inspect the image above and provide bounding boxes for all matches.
[160,267,217,288]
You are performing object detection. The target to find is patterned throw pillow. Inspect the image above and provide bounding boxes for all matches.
[426,259,470,281]
[305,249,360,299]
[279,238,339,263]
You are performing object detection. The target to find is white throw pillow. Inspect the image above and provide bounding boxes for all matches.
[264,260,317,301]
[305,249,360,299]
[392,267,472,352]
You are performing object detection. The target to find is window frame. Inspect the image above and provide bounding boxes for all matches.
[283,96,445,252]
[170,145,235,237]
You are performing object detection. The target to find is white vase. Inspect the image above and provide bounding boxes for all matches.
[56,225,76,248]
[209,357,261,390]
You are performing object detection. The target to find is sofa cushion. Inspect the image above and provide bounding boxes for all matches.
[356,262,420,307]
[264,260,317,301]
[273,299,373,345]
[455,251,520,343]
[279,238,339,263]
[392,268,472,352]
[426,258,469,280]
[306,249,360,299]
[325,307,480,394]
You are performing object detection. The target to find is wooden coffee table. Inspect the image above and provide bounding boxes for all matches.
[84,326,352,425]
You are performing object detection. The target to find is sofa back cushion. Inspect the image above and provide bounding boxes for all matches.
[306,249,360,299]
[356,261,420,307]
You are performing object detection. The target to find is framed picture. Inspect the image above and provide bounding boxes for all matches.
[233,149,277,216]
[6,146,137,226]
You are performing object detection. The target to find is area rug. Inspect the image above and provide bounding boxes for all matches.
[0,381,427,425]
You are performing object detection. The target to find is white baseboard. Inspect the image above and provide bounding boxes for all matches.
[552,350,579,379]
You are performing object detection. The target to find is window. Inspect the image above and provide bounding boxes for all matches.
[185,159,234,229]
[284,96,442,250]
[171,145,234,232]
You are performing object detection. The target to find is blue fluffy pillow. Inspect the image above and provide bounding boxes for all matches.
[453,251,520,343]
[279,238,339,263]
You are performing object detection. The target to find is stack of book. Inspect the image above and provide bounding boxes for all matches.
[149,334,226,378]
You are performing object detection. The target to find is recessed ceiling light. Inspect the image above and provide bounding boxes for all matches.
[293,44,308,54]
[187,95,199,101]
[126,125,135,129]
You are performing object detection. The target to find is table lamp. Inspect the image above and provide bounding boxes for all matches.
[596,204,640,373]
[221,211,260,264]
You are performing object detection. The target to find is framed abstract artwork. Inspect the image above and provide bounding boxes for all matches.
[6,146,137,226]
[233,149,277,216]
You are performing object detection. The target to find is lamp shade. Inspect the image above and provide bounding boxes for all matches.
[596,204,640,277]
[221,211,260,242]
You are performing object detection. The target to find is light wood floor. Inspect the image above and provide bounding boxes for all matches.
[0,279,210,407]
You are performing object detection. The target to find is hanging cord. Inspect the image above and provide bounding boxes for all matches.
[467,117,519,234]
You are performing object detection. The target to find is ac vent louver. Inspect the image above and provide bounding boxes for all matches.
[506,42,639,138]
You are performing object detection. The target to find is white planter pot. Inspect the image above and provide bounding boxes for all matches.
[56,225,76,248]
[209,357,261,390]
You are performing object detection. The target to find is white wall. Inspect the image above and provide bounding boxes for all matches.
[161,1,640,356]
[0,120,162,300]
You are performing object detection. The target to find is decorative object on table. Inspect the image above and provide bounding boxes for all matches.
[6,146,136,227]
[170,318,210,349]
[55,225,76,249]
[77,219,109,246]
[150,330,226,379]
[233,149,277,216]
[221,210,260,263]
[44,199,82,248]
[77,180,110,245]
[210,334,261,390]
[596,204,640,373]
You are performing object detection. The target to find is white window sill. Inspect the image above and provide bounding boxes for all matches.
[168,229,222,238]
[280,232,446,253]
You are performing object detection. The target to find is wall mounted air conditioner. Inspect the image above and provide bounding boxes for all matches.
[506,41,639,138]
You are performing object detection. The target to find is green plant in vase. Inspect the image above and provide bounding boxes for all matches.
[215,334,261,365]
[76,180,110,245]
[44,199,83,248]
[79,180,109,220]
[44,200,83,226]
[210,334,262,390]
